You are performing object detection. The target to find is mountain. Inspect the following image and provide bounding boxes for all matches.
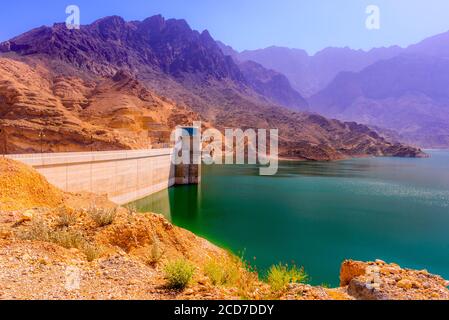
[0,15,423,159]
[236,45,403,97]
[310,31,449,148]
[0,57,199,153]
[407,30,449,57]
[0,16,307,112]
[238,60,308,110]
[216,41,308,110]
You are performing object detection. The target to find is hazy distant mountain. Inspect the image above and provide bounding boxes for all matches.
[229,29,449,148]
[310,31,449,148]
[216,41,308,110]
[236,45,403,97]
[0,15,423,159]
[407,30,449,57]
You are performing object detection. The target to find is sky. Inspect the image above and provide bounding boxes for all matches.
[1,0,449,54]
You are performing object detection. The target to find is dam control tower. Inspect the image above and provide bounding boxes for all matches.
[174,126,201,185]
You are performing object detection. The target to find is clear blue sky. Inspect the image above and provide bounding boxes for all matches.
[1,0,449,54]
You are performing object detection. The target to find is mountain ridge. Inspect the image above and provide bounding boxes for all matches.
[226,29,449,148]
[309,32,449,148]
[0,15,424,159]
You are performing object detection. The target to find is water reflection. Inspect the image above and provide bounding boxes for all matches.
[133,184,202,222]
[169,185,201,220]
[133,188,172,220]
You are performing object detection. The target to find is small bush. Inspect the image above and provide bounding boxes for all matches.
[57,207,77,228]
[164,259,195,290]
[51,231,101,262]
[50,229,85,250]
[82,243,102,262]
[204,260,240,287]
[267,263,308,292]
[18,218,50,242]
[17,218,101,262]
[89,206,117,227]
[145,237,165,266]
[236,269,260,300]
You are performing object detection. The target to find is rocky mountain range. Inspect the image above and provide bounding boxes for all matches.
[228,30,449,148]
[235,45,403,97]
[0,15,423,159]
[308,33,449,148]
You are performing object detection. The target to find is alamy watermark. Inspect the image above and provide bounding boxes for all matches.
[65,266,81,291]
[63,5,382,33]
[366,5,381,30]
[172,122,279,176]
[66,5,80,30]
[365,265,382,290]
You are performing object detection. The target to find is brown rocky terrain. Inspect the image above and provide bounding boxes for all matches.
[0,15,425,160]
[0,57,198,153]
[0,158,447,300]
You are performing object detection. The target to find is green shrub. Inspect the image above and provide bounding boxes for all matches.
[164,259,195,290]
[267,263,308,292]
[89,206,117,227]
[204,260,240,287]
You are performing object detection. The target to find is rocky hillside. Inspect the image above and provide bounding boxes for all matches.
[0,15,424,159]
[0,57,198,153]
[0,158,448,300]
[0,15,306,111]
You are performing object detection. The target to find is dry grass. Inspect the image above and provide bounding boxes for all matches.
[236,269,261,300]
[203,256,263,299]
[88,206,117,227]
[50,229,85,249]
[18,218,101,262]
[18,217,51,242]
[204,259,240,287]
[82,243,102,262]
[56,207,77,228]
[144,236,165,266]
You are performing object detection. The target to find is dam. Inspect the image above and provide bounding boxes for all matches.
[6,127,201,205]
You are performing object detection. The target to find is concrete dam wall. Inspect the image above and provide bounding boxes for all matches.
[7,149,177,205]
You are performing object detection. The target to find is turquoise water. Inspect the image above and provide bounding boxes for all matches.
[133,150,449,286]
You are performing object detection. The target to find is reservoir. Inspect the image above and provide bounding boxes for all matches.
[133,150,449,286]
